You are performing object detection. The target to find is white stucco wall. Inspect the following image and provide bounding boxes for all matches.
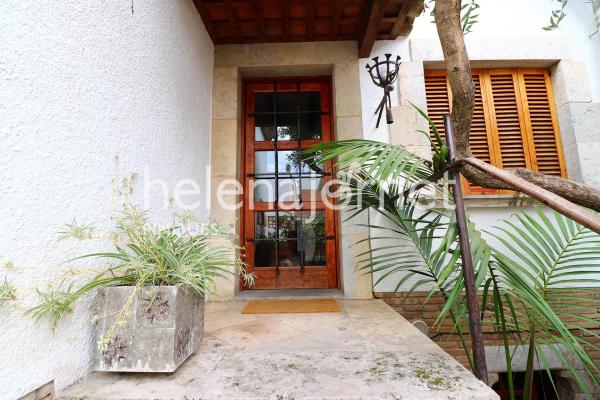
[358,0,600,292]
[411,0,600,100]
[361,0,600,136]
[0,1,214,398]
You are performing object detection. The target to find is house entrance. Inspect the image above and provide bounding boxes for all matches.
[241,77,338,289]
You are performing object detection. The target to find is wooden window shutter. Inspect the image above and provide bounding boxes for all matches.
[465,72,497,195]
[424,68,566,196]
[424,70,496,195]
[483,70,531,171]
[517,69,567,177]
[423,70,451,146]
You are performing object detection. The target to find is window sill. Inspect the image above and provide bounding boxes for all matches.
[463,194,539,208]
[418,194,540,209]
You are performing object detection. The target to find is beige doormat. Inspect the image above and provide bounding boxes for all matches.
[241,298,341,314]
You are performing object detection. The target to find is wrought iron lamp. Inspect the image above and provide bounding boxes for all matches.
[365,54,401,128]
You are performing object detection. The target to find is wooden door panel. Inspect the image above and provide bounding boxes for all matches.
[241,76,338,290]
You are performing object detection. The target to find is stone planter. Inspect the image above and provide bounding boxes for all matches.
[94,285,204,372]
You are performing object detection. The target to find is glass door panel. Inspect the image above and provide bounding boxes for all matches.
[243,77,337,289]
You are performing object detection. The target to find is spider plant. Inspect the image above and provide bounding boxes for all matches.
[0,278,16,308]
[310,136,600,399]
[28,206,253,328]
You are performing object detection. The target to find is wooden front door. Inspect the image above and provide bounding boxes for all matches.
[242,77,338,290]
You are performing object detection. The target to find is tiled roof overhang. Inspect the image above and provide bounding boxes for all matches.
[193,0,424,57]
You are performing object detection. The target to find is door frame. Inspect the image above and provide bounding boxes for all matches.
[240,75,340,290]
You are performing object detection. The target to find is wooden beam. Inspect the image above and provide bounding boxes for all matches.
[332,0,344,40]
[366,0,419,39]
[255,1,266,41]
[223,0,243,42]
[281,0,290,41]
[396,18,415,37]
[192,0,217,42]
[192,0,422,48]
[358,0,387,58]
[390,1,409,37]
[307,0,316,41]
[397,0,424,36]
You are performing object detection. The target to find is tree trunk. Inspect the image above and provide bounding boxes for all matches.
[433,0,600,213]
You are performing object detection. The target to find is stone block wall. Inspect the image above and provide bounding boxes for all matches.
[377,291,600,395]
[551,60,600,189]
[377,291,600,367]
[211,41,373,299]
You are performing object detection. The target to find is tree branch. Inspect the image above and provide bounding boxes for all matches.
[512,168,600,212]
[462,158,600,233]
[433,0,600,213]
[434,0,474,158]
[433,0,498,186]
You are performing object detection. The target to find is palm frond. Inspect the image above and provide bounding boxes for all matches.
[333,160,600,396]
[307,140,434,186]
[489,209,600,396]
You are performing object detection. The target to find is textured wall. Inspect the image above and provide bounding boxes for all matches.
[377,290,600,370]
[356,0,600,293]
[0,1,213,398]
[408,0,600,101]
[360,0,600,137]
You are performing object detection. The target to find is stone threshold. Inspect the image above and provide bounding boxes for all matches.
[58,300,499,400]
[236,288,344,300]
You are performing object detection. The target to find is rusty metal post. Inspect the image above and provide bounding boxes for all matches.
[443,115,488,384]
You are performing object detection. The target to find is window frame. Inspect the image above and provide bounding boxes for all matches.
[424,68,567,196]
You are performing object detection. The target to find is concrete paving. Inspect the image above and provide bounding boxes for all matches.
[59,299,499,400]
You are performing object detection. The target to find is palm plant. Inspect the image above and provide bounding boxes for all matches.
[488,210,600,399]
[28,206,253,330]
[343,170,490,367]
[310,135,600,399]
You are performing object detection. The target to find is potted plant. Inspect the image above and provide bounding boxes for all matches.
[28,206,252,373]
